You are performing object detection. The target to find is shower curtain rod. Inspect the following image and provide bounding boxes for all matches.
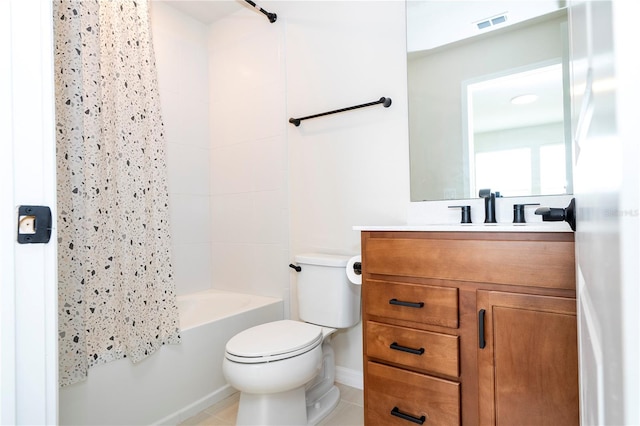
[244,0,277,23]
[289,97,392,127]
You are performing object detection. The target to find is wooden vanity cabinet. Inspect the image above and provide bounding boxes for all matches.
[477,291,579,425]
[361,231,578,426]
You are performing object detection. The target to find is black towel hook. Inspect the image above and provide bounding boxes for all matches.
[244,0,277,23]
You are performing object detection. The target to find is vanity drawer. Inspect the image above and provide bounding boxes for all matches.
[363,233,575,290]
[366,322,459,377]
[366,361,460,426]
[364,279,458,328]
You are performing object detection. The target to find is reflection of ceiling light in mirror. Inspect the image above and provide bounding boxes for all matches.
[510,94,539,105]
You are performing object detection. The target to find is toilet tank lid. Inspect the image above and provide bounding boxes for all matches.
[294,253,353,267]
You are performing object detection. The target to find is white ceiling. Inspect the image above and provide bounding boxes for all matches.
[407,1,562,52]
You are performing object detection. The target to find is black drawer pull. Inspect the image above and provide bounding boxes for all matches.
[390,407,426,424]
[478,309,486,349]
[390,342,425,355]
[389,298,424,309]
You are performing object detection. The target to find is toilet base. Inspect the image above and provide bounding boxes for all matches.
[235,384,340,426]
[237,387,307,426]
[306,384,340,425]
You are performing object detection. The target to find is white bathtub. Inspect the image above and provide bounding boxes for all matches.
[177,290,265,331]
[59,289,283,425]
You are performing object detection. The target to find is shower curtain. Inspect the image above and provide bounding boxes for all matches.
[54,0,180,386]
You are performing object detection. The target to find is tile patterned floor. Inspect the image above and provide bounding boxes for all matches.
[179,383,363,426]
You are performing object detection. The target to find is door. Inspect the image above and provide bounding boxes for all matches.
[569,1,640,424]
[477,291,579,426]
[0,0,58,424]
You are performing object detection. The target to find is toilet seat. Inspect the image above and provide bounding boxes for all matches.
[225,320,323,364]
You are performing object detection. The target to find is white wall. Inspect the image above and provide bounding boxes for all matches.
[152,0,409,383]
[284,1,410,375]
[151,3,213,296]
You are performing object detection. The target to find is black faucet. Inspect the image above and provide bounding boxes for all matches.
[479,189,497,223]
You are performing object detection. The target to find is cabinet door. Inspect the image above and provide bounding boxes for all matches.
[477,291,579,426]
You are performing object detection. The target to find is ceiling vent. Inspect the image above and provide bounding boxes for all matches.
[475,13,508,30]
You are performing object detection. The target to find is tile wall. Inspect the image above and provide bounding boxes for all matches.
[151,3,290,306]
[207,12,289,305]
[151,3,213,295]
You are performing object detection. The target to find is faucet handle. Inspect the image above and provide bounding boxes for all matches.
[448,205,472,224]
[513,203,540,223]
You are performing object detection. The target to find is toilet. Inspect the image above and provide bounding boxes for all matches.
[223,253,361,426]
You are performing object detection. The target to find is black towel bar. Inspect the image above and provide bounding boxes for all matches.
[289,97,392,127]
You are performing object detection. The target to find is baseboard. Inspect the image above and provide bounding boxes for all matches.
[152,384,237,425]
[335,366,363,390]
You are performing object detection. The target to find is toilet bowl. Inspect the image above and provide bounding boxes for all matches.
[223,320,324,394]
[223,253,361,426]
[223,320,340,425]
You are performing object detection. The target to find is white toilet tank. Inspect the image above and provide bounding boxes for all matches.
[294,253,361,329]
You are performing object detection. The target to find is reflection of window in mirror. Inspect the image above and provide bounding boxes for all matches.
[540,144,567,194]
[465,62,567,197]
[473,144,567,197]
[475,148,532,196]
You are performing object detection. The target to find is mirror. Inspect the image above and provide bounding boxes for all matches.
[407,1,572,201]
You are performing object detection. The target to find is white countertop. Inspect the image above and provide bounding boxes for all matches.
[396,195,575,232]
[353,222,573,232]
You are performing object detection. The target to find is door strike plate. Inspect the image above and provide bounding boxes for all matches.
[17,205,52,244]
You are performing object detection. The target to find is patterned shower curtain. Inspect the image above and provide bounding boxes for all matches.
[54,0,180,387]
